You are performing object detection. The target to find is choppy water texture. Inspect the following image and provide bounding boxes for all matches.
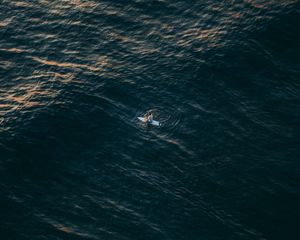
[1,1,300,240]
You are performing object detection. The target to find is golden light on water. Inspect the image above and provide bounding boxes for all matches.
[31,56,111,72]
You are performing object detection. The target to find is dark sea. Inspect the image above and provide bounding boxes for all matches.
[0,1,300,240]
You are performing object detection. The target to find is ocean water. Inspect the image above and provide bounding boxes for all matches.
[0,1,299,239]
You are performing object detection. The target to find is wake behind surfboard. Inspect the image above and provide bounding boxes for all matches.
[137,117,160,126]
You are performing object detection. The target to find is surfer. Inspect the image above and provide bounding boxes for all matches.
[137,110,159,126]
[144,110,153,122]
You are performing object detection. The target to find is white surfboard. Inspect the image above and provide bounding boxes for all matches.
[137,117,160,126]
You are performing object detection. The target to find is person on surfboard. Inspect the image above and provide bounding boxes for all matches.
[144,110,153,122]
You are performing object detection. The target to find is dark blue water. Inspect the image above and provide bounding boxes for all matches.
[1,1,300,239]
